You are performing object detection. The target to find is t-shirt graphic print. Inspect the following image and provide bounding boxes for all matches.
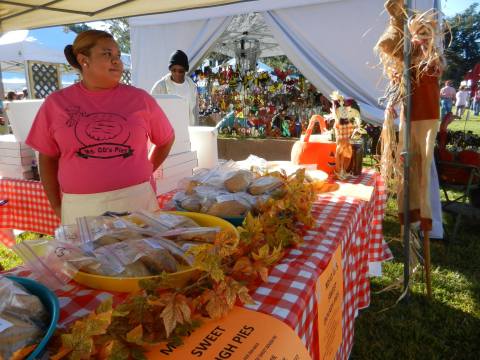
[65,106,134,159]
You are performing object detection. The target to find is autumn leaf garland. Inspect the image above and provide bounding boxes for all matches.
[50,169,315,359]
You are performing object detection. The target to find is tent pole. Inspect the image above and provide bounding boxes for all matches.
[402,0,413,301]
[24,60,33,99]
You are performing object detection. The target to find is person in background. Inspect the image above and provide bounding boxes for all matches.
[473,84,480,116]
[440,80,456,120]
[0,92,16,134]
[26,30,175,224]
[22,87,28,99]
[271,106,287,130]
[151,50,199,126]
[455,85,469,118]
[6,91,16,101]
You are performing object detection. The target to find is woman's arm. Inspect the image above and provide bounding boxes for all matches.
[39,153,61,218]
[149,135,175,172]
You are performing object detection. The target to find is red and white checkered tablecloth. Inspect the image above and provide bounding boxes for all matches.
[1,169,392,359]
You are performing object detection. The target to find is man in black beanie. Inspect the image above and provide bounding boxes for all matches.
[151,50,198,126]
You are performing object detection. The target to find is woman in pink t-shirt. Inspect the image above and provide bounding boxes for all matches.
[26,30,175,224]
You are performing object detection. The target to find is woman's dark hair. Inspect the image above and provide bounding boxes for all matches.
[64,30,114,71]
[6,91,16,101]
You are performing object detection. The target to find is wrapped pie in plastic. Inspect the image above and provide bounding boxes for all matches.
[125,211,200,232]
[77,216,143,250]
[162,227,220,243]
[248,176,284,195]
[0,276,48,360]
[207,200,249,217]
[180,197,202,212]
[224,170,253,193]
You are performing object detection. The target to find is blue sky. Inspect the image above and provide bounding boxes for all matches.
[442,0,479,16]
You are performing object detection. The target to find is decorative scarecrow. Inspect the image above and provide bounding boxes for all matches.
[376,0,445,297]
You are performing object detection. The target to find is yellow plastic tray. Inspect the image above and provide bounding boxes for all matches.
[73,211,238,292]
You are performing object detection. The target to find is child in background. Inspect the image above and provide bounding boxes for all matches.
[455,85,469,118]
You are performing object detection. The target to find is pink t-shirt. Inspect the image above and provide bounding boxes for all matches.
[26,83,174,194]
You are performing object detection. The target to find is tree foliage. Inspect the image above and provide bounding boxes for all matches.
[443,3,480,86]
[64,18,130,54]
[106,18,130,54]
[261,55,299,73]
[64,23,92,34]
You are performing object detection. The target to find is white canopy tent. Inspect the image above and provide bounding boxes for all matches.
[0,30,68,71]
[129,0,435,125]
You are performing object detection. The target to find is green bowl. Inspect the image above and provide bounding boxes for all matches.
[6,275,60,360]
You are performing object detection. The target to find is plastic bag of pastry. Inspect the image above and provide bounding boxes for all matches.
[13,239,103,289]
[132,210,201,231]
[179,196,202,212]
[207,200,249,217]
[55,223,81,244]
[171,192,205,213]
[161,226,220,243]
[91,237,185,277]
[77,215,143,248]
[0,276,48,324]
[236,155,268,174]
[224,170,253,193]
[247,176,284,195]
[92,237,186,276]
[179,160,240,189]
[88,242,152,277]
[144,237,193,266]
[0,277,49,360]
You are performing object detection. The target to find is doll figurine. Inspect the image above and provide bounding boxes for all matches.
[331,92,361,180]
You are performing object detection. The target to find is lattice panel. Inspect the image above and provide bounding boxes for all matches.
[28,62,61,99]
[121,70,131,85]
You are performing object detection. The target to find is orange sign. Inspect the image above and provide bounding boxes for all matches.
[315,245,344,360]
[146,306,312,360]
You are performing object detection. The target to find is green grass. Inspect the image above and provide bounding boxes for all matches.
[351,198,480,360]
[352,111,480,359]
[446,107,480,133]
[0,232,49,271]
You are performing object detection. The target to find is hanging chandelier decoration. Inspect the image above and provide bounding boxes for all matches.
[233,35,260,74]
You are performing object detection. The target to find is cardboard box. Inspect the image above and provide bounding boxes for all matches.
[0,155,34,165]
[155,159,197,179]
[0,168,33,179]
[162,151,197,169]
[169,140,192,155]
[156,169,193,195]
[154,151,197,180]
[0,134,35,159]
[0,148,35,157]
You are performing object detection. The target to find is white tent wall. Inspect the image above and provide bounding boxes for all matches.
[261,0,389,124]
[130,17,232,92]
[130,0,434,125]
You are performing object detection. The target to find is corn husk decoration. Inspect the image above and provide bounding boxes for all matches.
[379,107,399,192]
[375,0,445,193]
